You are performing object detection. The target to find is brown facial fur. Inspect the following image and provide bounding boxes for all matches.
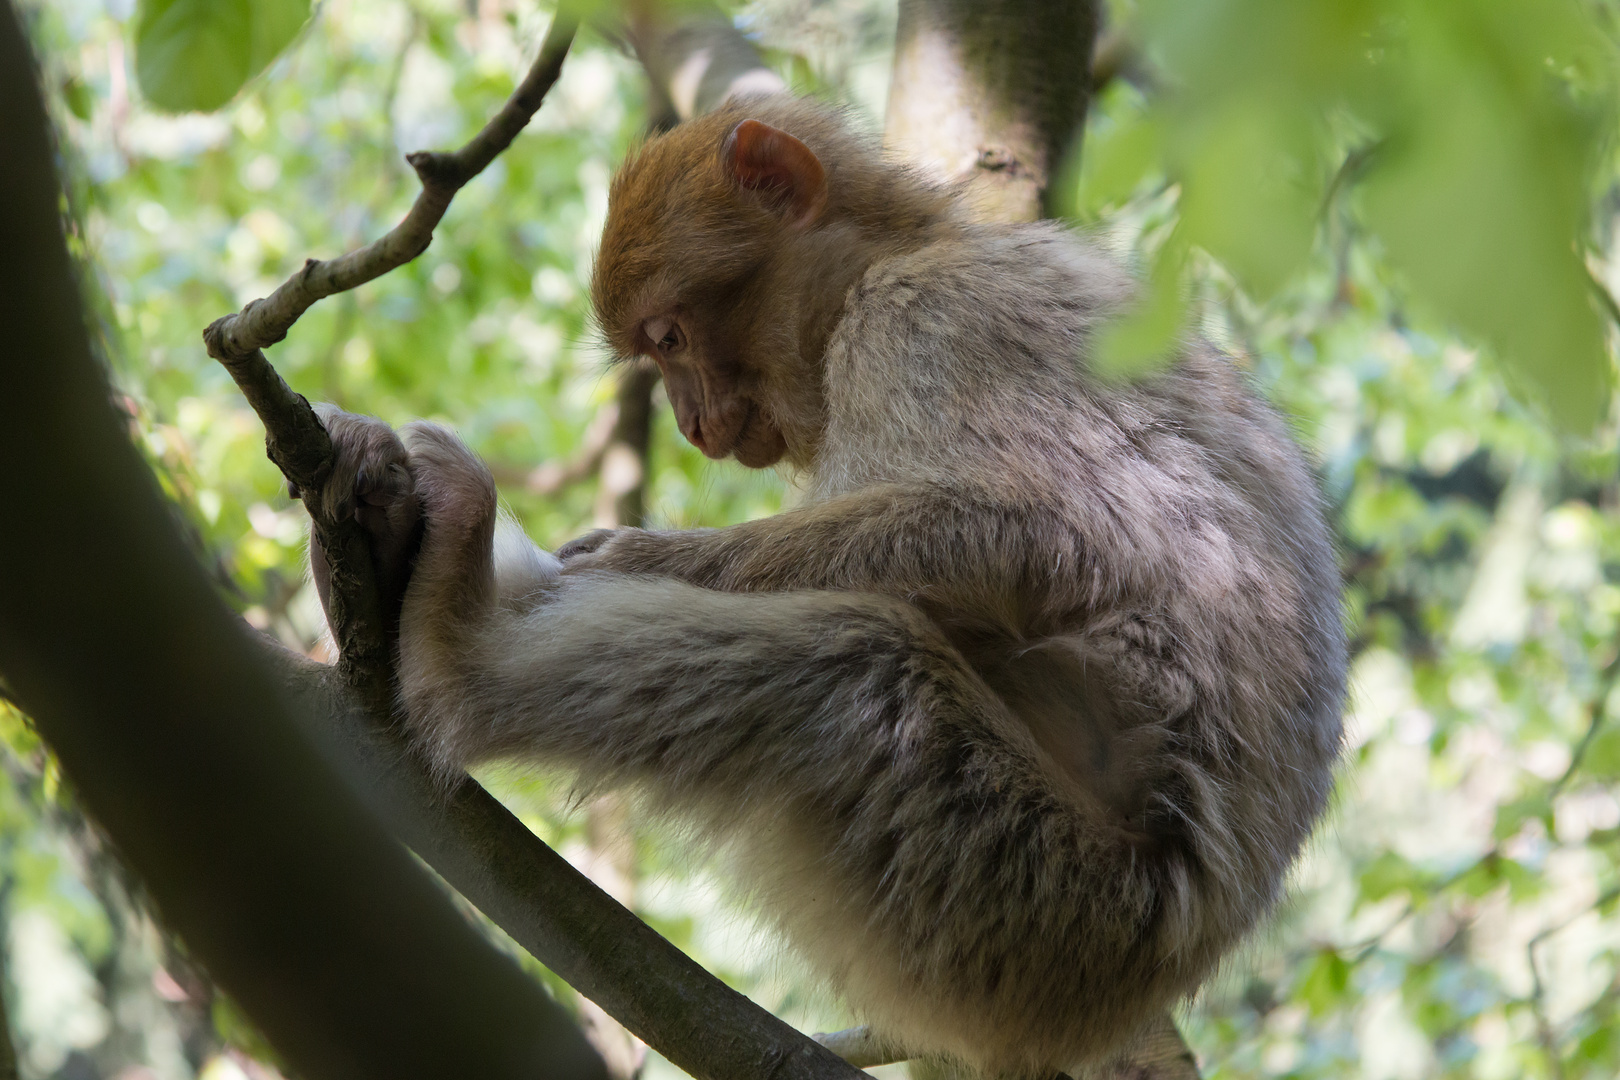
[591,97,955,468]
[318,95,1348,1078]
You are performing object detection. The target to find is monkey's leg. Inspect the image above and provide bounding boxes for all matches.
[398,562,1173,1072]
[393,424,1185,1075]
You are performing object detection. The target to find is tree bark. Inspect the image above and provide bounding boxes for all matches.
[0,7,603,1078]
[0,955,16,1080]
[623,1,786,121]
[884,0,1101,223]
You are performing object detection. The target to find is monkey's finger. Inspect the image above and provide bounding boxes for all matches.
[554,528,617,561]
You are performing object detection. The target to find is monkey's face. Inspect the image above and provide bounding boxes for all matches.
[593,108,831,470]
[638,310,788,468]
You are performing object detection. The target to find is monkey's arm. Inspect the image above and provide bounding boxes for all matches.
[393,424,1028,783]
[565,485,1079,611]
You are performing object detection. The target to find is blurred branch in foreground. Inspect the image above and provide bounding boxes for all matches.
[257,637,866,1080]
[183,1,870,1077]
[0,4,603,1076]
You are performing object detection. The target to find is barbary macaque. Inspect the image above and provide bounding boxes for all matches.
[310,96,1346,1077]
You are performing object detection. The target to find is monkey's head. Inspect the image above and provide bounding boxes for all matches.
[592,97,949,469]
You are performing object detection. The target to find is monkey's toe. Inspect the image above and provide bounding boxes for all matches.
[309,404,413,525]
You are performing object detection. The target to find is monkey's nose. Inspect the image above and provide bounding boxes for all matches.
[682,415,708,453]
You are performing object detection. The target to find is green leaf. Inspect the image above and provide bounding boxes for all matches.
[247,0,312,75]
[1073,110,1165,219]
[1093,236,1188,380]
[1492,795,1549,841]
[135,0,310,113]
[1175,96,1319,299]
[1580,725,1620,778]
[1298,949,1353,1017]
[1358,850,1419,903]
[60,75,93,121]
[1357,0,1615,432]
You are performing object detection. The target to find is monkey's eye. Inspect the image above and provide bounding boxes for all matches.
[643,316,684,356]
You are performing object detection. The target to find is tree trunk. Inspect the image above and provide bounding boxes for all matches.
[884,0,1101,223]
[624,1,786,121]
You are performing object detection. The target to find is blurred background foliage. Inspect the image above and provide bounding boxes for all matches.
[5,0,1620,1077]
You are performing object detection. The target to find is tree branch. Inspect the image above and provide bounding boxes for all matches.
[260,640,865,1080]
[488,403,621,495]
[885,0,1103,223]
[621,1,786,121]
[200,10,576,692]
[203,13,577,365]
[188,6,867,1079]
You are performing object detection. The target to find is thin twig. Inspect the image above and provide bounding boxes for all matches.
[205,13,577,365]
[489,404,621,495]
[1526,884,1620,1080]
[199,11,576,688]
[1548,639,1620,801]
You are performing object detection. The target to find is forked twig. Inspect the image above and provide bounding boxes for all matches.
[205,13,577,369]
[199,12,576,685]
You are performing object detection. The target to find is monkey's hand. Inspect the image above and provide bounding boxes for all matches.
[303,405,423,638]
[554,527,648,569]
[554,527,703,577]
[553,527,624,565]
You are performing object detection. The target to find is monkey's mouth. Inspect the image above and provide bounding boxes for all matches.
[729,403,787,468]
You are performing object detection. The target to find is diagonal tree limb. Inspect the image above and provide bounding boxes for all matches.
[262,641,867,1080]
[0,3,605,1074]
[195,6,867,1080]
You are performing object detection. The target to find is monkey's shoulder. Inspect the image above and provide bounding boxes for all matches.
[840,222,1134,344]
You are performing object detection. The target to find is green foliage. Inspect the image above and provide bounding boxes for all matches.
[12,0,1620,1077]
[135,0,310,112]
[1299,950,1353,1018]
[1085,0,1620,431]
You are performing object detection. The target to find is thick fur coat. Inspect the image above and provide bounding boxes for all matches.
[317,96,1347,1078]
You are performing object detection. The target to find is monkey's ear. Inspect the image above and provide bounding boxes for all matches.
[721,119,828,229]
